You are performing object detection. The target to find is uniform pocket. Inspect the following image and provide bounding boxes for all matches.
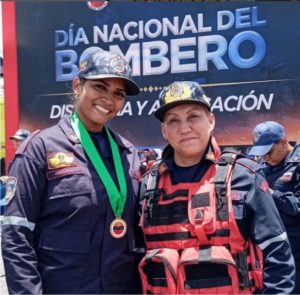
[45,171,92,226]
[47,167,91,198]
[139,248,179,294]
[188,183,216,244]
[37,229,91,294]
[38,228,91,253]
[177,246,240,294]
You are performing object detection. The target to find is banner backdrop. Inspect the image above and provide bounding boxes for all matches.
[15,1,300,147]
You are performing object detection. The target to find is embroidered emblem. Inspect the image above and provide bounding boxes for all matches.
[278,171,293,183]
[110,55,126,74]
[231,191,240,200]
[0,176,18,205]
[47,152,76,169]
[260,180,269,192]
[170,82,184,98]
[253,131,261,144]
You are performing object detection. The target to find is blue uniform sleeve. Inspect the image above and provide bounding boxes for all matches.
[1,151,46,294]
[272,189,300,216]
[271,165,300,215]
[245,169,295,294]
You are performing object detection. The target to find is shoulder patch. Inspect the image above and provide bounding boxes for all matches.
[0,176,17,205]
[278,171,293,183]
[260,180,269,192]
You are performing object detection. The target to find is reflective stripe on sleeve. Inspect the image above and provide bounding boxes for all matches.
[2,216,36,231]
[258,232,288,250]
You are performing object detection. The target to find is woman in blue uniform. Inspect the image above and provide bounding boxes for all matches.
[1,49,142,294]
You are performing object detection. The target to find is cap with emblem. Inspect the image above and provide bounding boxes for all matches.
[10,129,31,141]
[248,121,285,156]
[78,48,140,96]
[155,81,211,121]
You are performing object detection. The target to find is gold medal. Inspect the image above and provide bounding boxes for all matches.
[110,218,127,239]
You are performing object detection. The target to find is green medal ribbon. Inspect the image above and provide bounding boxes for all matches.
[70,112,127,218]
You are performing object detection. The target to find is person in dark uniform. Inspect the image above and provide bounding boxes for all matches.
[248,121,300,294]
[1,49,142,294]
[138,81,295,294]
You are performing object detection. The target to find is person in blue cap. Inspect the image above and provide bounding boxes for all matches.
[137,81,295,294]
[10,128,31,149]
[1,48,142,294]
[248,121,300,294]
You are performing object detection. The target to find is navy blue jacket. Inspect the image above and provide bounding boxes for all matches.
[1,115,141,294]
[262,143,300,293]
[139,143,295,294]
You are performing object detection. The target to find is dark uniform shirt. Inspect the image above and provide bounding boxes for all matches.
[1,115,141,294]
[139,143,295,294]
[262,143,300,293]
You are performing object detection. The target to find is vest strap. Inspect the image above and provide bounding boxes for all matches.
[214,152,238,221]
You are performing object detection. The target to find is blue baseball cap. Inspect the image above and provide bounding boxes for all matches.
[248,121,285,156]
[10,129,31,141]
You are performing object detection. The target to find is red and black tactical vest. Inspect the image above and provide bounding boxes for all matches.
[139,146,263,294]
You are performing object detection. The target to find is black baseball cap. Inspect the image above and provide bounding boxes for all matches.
[78,48,140,96]
[155,81,211,121]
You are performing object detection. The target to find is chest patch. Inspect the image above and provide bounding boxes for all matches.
[47,152,77,170]
[260,180,269,192]
[278,171,293,183]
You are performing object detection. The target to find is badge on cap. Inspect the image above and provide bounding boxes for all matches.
[170,82,184,98]
[110,218,127,239]
[253,131,261,144]
[110,56,126,74]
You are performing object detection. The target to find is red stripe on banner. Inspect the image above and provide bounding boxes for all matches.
[3,1,19,173]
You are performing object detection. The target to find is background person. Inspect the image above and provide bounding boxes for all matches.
[248,121,300,294]
[0,129,31,213]
[10,128,31,149]
[1,49,142,294]
[138,81,295,294]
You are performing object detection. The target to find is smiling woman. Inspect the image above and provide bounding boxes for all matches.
[137,80,295,295]
[1,48,144,295]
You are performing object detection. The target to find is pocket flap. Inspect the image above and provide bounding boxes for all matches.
[38,228,90,253]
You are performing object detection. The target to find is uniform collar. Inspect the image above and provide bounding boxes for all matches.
[158,137,220,174]
[58,115,134,150]
[283,143,300,163]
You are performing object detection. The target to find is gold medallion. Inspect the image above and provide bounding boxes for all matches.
[110,218,127,239]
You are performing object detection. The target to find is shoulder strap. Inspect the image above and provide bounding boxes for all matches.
[214,150,240,221]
